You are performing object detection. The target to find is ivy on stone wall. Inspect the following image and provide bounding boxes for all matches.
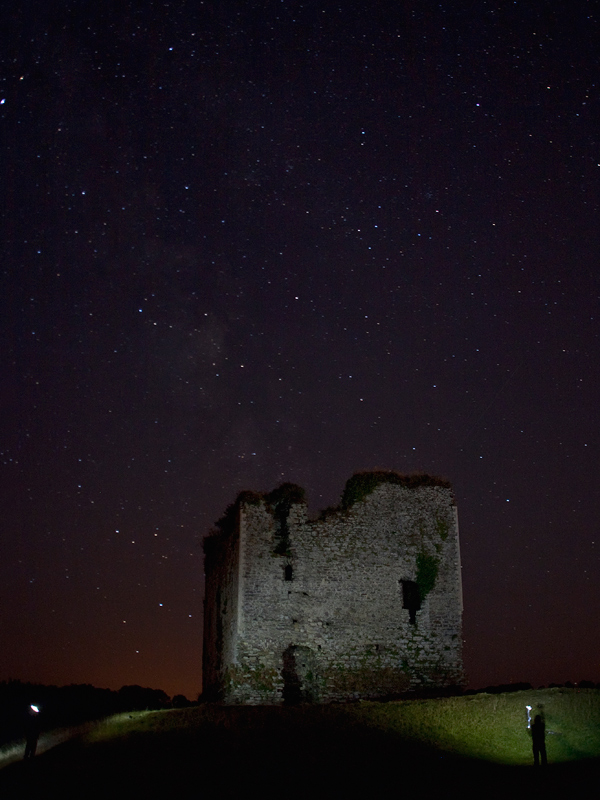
[214,490,263,537]
[226,663,281,697]
[212,485,305,542]
[213,474,451,531]
[416,552,439,601]
[265,483,306,508]
[266,483,306,556]
[435,514,450,541]
[340,471,451,511]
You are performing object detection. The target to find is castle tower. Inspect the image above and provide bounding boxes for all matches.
[203,472,464,703]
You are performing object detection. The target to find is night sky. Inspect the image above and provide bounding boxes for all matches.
[1,1,599,701]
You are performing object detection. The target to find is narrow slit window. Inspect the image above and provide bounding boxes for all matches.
[284,564,293,581]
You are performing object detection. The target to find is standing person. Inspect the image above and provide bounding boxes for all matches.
[24,704,41,760]
[531,713,547,767]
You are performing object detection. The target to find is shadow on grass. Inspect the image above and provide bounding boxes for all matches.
[0,705,598,799]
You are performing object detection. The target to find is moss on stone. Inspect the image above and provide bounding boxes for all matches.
[265,484,305,556]
[227,663,281,696]
[325,664,410,697]
[340,471,452,511]
[416,552,439,601]
[435,514,450,541]
[265,483,306,508]
[213,491,264,538]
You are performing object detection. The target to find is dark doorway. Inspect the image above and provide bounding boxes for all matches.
[282,645,318,703]
[401,579,421,624]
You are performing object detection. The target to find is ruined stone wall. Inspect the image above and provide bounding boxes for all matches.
[203,479,464,704]
[202,522,241,700]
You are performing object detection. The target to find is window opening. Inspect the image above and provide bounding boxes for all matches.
[401,579,421,624]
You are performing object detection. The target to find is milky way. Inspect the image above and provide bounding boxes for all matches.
[1,1,599,698]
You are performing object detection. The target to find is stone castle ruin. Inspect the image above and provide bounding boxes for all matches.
[203,471,464,704]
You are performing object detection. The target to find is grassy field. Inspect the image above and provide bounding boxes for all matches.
[1,689,599,797]
[352,687,600,765]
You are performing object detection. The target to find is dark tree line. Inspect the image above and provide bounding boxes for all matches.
[465,680,600,696]
[0,680,192,747]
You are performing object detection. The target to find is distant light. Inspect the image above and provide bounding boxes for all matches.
[30,705,39,713]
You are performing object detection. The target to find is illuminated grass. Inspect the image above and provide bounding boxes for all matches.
[86,709,161,741]
[2,690,599,797]
[83,688,600,766]
[350,688,600,765]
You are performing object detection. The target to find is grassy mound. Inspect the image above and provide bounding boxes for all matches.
[1,689,599,798]
[353,687,600,765]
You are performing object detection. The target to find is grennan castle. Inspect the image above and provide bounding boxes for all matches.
[203,471,464,704]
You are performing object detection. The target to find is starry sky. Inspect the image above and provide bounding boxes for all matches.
[1,1,599,700]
